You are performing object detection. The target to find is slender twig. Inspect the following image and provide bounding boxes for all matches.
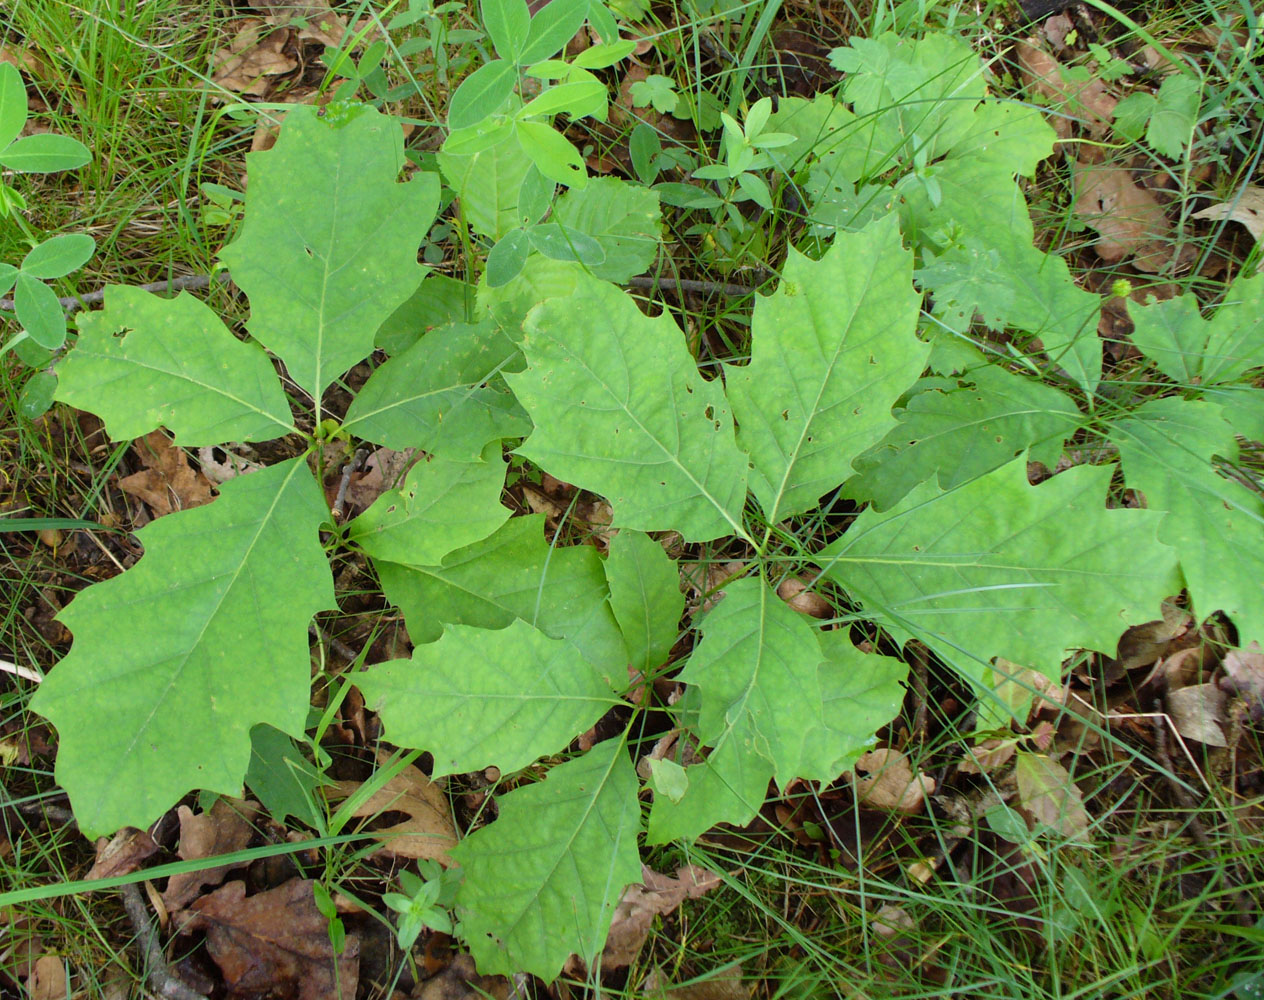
[120,882,208,1000]
[309,622,360,664]
[0,657,43,683]
[330,448,367,523]
[626,274,764,297]
[0,273,228,316]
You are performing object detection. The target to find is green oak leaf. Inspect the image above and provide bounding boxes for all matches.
[246,724,328,827]
[603,529,683,674]
[53,286,294,447]
[347,443,510,565]
[549,177,661,282]
[439,136,534,241]
[30,459,335,836]
[509,276,749,542]
[1128,269,1264,387]
[845,347,1080,511]
[816,460,1180,686]
[344,319,529,461]
[374,514,625,672]
[452,738,642,978]
[814,631,908,769]
[1114,396,1264,644]
[219,104,437,400]
[724,214,925,523]
[375,275,477,355]
[354,618,621,775]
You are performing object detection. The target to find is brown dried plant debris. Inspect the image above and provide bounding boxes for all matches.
[326,751,457,861]
[596,863,722,970]
[117,430,215,518]
[1072,159,1173,270]
[163,798,261,911]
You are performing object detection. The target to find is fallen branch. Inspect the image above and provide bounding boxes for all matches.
[0,273,228,316]
[120,882,208,1000]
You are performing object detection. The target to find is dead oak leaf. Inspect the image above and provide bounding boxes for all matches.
[87,827,160,881]
[1221,642,1264,719]
[328,753,457,861]
[1193,186,1264,244]
[179,879,359,1000]
[118,430,214,517]
[415,954,511,1000]
[1014,751,1090,841]
[212,19,297,97]
[1167,682,1229,747]
[1072,161,1171,268]
[599,863,722,970]
[853,749,935,815]
[163,798,260,911]
[1016,41,1117,138]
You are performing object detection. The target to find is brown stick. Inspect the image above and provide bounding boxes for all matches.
[119,882,208,1000]
[0,273,229,315]
[626,274,764,297]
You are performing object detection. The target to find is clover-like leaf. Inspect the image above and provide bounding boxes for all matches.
[220,105,437,400]
[451,738,642,978]
[53,286,294,446]
[509,276,749,542]
[30,459,335,836]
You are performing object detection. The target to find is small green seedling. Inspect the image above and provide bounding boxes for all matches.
[382,861,461,949]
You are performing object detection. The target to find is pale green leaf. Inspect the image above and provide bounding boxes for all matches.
[0,63,27,150]
[814,631,908,771]
[355,618,620,775]
[14,272,65,349]
[344,320,528,460]
[603,529,683,673]
[439,136,534,241]
[20,233,95,279]
[347,443,509,565]
[519,0,588,64]
[0,132,90,172]
[219,105,435,399]
[510,276,749,542]
[449,59,517,128]
[514,119,587,188]
[1114,396,1264,644]
[725,214,925,522]
[846,349,1080,510]
[1146,74,1200,159]
[375,275,476,355]
[375,515,625,674]
[549,178,662,282]
[481,0,529,62]
[453,739,641,977]
[53,286,294,446]
[944,100,1056,177]
[816,460,1180,686]
[30,459,335,836]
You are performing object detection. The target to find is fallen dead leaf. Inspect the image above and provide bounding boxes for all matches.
[776,575,831,618]
[872,903,915,938]
[414,954,510,1000]
[260,0,350,48]
[163,798,259,911]
[1014,751,1091,841]
[681,560,747,612]
[1073,161,1171,268]
[1115,606,1192,672]
[853,749,935,815]
[179,879,359,1000]
[1193,186,1264,244]
[600,864,722,969]
[197,445,266,484]
[329,753,456,861]
[650,963,749,1000]
[118,430,215,517]
[1221,642,1264,719]
[956,738,1018,776]
[212,19,297,97]
[25,955,67,1000]
[347,447,417,511]
[0,46,49,78]
[87,827,160,881]
[990,658,1067,721]
[1016,41,1117,138]
[1167,682,1228,747]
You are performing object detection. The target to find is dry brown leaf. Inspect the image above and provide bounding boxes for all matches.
[652,963,749,1000]
[348,447,417,511]
[163,798,259,911]
[1014,752,1090,840]
[179,879,359,1000]
[990,659,1067,720]
[956,738,1018,776]
[1193,186,1264,244]
[1016,41,1117,137]
[87,827,160,881]
[260,0,350,47]
[1167,682,1228,747]
[1220,642,1264,717]
[330,754,456,861]
[601,864,722,969]
[212,20,297,96]
[0,46,49,78]
[776,576,831,618]
[25,955,67,1000]
[1115,607,1192,672]
[118,430,215,516]
[1073,161,1171,268]
[681,560,747,612]
[853,749,935,815]
[414,954,511,1000]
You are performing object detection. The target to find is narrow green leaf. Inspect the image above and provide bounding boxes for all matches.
[347,443,510,565]
[0,132,91,172]
[816,460,1180,686]
[30,459,336,836]
[725,214,925,523]
[343,319,528,460]
[449,59,518,129]
[603,530,683,673]
[481,0,530,62]
[526,223,605,264]
[519,0,588,64]
[550,178,661,282]
[54,286,294,446]
[509,276,749,542]
[355,618,620,775]
[1114,396,1264,644]
[514,119,587,188]
[219,105,434,400]
[451,738,642,978]
[20,233,95,279]
[14,272,66,349]
[486,229,532,287]
[520,80,606,119]
[0,63,27,150]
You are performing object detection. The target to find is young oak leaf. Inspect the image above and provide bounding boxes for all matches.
[816,459,1180,688]
[220,104,438,401]
[54,286,294,447]
[508,276,749,543]
[603,529,684,675]
[724,213,925,523]
[451,738,642,979]
[30,459,335,836]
